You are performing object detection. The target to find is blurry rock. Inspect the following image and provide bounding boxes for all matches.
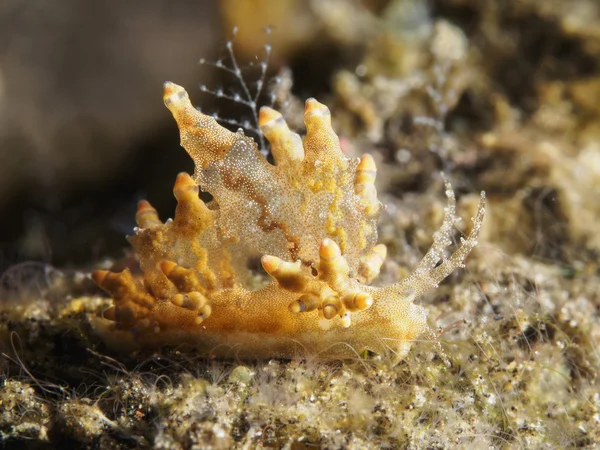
[220,0,378,61]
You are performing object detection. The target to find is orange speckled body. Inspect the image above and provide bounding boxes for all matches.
[92,82,485,361]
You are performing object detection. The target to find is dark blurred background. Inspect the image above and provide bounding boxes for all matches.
[0,0,222,268]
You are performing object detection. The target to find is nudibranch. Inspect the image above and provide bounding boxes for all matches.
[92,82,485,361]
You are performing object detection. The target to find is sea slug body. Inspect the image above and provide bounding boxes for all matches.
[92,82,485,361]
